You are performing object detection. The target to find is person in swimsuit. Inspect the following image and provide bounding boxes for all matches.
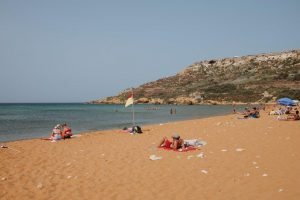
[287,110,300,120]
[51,124,62,140]
[244,107,260,118]
[158,134,185,150]
[61,123,73,139]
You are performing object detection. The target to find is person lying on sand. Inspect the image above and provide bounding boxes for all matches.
[158,134,185,150]
[121,126,143,134]
[269,106,294,115]
[121,127,134,133]
[269,108,284,115]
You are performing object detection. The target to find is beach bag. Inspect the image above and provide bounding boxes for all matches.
[133,126,142,134]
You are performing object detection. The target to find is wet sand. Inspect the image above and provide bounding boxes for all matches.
[1,111,299,200]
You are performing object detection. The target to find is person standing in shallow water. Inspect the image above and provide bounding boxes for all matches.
[170,108,173,115]
[232,102,236,114]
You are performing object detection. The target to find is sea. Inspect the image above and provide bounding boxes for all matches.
[0,103,239,142]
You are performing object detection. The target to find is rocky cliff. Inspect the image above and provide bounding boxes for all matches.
[90,49,300,105]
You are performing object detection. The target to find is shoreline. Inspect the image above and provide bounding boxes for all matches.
[0,109,236,143]
[88,101,265,105]
[1,111,299,200]
[0,103,242,143]
[0,115,217,144]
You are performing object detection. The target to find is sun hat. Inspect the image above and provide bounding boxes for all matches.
[54,124,61,129]
[172,134,180,139]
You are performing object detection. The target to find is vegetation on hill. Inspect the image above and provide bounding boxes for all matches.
[91,50,300,105]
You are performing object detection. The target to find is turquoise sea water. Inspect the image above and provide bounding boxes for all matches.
[0,103,236,142]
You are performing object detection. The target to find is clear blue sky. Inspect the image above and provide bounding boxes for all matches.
[1,0,299,103]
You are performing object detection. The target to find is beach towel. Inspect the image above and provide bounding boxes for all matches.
[159,139,206,152]
[41,137,60,141]
[41,134,81,141]
[184,139,207,148]
[159,146,197,152]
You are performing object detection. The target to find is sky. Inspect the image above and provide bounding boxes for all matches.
[0,0,299,103]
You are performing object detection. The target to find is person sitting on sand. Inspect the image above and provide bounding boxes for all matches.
[288,110,300,120]
[61,123,73,139]
[285,110,300,121]
[158,134,185,150]
[277,111,300,121]
[244,107,260,118]
[51,124,62,140]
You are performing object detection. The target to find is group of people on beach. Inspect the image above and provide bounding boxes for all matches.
[50,123,73,140]
[47,103,299,147]
[270,106,300,121]
[233,104,300,121]
[233,106,261,119]
[242,107,260,118]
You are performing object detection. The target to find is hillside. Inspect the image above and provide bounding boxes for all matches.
[91,50,300,105]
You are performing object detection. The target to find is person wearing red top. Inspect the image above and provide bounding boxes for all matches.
[61,123,73,139]
[158,134,185,150]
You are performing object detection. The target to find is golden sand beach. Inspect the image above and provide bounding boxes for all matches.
[1,111,299,200]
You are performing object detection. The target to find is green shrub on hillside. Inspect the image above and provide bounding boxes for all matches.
[276,89,300,100]
[275,73,289,80]
[205,84,237,93]
[293,74,300,81]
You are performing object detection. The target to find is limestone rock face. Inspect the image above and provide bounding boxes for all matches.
[89,97,123,104]
[90,50,300,105]
[149,98,164,105]
[174,97,198,105]
[137,98,149,103]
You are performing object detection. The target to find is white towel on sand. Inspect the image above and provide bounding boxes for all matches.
[184,139,207,147]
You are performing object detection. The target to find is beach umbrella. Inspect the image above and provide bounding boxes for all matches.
[277,97,296,106]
